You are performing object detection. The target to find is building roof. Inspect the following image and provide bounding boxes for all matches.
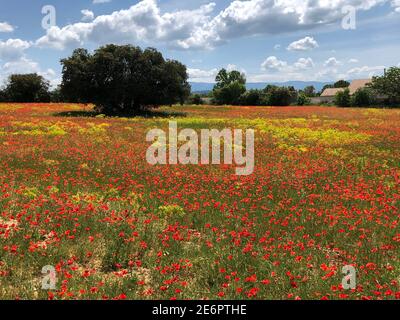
[320,88,344,97]
[348,79,371,94]
[320,79,372,97]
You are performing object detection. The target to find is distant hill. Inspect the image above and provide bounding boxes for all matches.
[190,81,332,93]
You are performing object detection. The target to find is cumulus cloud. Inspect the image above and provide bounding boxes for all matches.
[261,56,287,71]
[392,0,400,12]
[0,38,60,88]
[346,65,385,78]
[287,36,318,51]
[0,56,59,88]
[324,57,341,67]
[293,57,314,70]
[261,56,314,73]
[35,0,389,50]
[188,64,246,82]
[0,22,14,33]
[81,9,95,22]
[36,0,216,50]
[0,39,31,61]
[187,67,218,82]
[93,0,111,3]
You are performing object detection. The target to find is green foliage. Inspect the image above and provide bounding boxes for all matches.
[212,68,246,105]
[189,94,203,105]
[264,85,297,106]
[214,69,246,89]
[334,80,350,88]
[297,93,311,106]
[49,87,63,103]
[303,85,316,97]
[213,69,246,105]
[239,89,262,106]
[213,81,246,105]
[351,88,373,107]
[3,73,50,102]
[60,48,93,104]
[369,67,400,105]
[335,88,351,107]
[61,45,190,115]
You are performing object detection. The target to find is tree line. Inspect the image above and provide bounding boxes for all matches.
[0,44,399,111]
[0,44,190,115]
[191,67,400,107]
[334,68,400,107]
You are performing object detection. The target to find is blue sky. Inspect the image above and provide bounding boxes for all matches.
[0,0,399,87]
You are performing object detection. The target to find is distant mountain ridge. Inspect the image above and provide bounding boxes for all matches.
[190,81,332,93]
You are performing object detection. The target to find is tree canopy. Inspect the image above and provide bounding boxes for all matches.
[334,80,350,88]
[212,68,246,105]
[60,44,190,115]
[2,73,50,102]
[369,67,400,105]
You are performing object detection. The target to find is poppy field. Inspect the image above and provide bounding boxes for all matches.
[0,103,399,300]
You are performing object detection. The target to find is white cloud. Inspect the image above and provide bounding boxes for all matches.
[1,57,40,74]
[0,39,31,61]
[187,67,218,82]
[226,64,237,72]
[293,57,314,70]
[348,58,359,63]
[0,38,60,88]
[35,0,389,51]
[391,0,400,12]
[93,0,112,3]
[346,65,385,78]
[287,36,318,51]
[261,56,287,71]
[226,63,247,75]
[188,64,246,82]
[0,57,60,88]
[0,22,14,33]
[261,56,314,73]
[324,57,341,67]
[36,0,217,50]
[81,9,95,22]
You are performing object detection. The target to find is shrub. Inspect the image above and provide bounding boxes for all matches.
[239,89,262,106]
[297,93,311,106]
[335,89,351,107]
[351,88,373,107]
[264,85,297,106]
[189,94,203,105]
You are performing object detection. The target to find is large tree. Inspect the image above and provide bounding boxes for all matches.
[3,73,50,102]
[369,67,400,104]
[60,45,190,114]
[60,48,93,104]
[212,68,246,105]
